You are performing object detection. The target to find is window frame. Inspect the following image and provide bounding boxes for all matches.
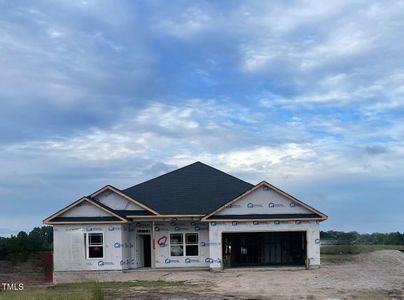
[169,232,199,258]
[86,232,104,260]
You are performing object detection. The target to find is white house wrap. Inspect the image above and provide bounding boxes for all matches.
[44,162,327,280]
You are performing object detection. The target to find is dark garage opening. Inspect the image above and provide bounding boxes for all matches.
[222,232,306,268]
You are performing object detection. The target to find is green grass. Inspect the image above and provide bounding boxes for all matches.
[47,280,184,290]
[321,244,404,255]
[320,244,404,263]
[0,280,185,300]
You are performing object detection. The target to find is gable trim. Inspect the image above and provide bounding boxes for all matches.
[48,220,127,224]
[201,181,328,221]
[43,197,128,224]
[91,185,160,215]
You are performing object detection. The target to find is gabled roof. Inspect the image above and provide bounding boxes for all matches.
[122,162,254,215]
[202,181,328,221]
[43,197,129,224]
[44,162,327,223]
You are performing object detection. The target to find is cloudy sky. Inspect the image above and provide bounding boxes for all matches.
[1,0,403,235]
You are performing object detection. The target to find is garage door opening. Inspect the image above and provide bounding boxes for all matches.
[222,232,306,268]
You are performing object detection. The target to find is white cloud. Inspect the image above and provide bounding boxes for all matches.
[152,5,212,39]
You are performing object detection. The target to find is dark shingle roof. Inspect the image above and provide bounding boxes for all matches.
[114,210,153,217]
[122,162,254,215]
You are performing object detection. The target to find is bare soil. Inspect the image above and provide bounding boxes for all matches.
[105,250,404,300]
[1,250,403,299]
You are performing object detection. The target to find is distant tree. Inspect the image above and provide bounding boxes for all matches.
[320,230,404,245]
[0,226,53,261]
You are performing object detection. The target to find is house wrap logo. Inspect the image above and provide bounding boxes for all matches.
[114,242,133,248]
[201,241,220,247]
[289,202,300,207]
[155,226,169,232]
[191,221,204,226]
[226,203,242,208]
[185,258,200,263]
[175,226,189,231]
[98,261,114,267]
[165,258,180,264]
[108,226,121,231]
[86,227,102,232]
[205,258,221,264]
[268,202,284,208]
[65,227,80,231]
[247,202,263,208]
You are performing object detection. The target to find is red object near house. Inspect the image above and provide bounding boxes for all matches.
[38,251,53,283]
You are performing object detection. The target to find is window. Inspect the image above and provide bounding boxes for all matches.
[170,233,183,256]
[170,233,199,257]
[87,233,104,259]
[185,233,199,256]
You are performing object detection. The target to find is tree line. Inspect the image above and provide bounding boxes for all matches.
[320,230,404,245]
[0,227,403,261]
[0,226,53,261]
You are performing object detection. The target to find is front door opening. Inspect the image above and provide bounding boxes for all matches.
[142,235,151,267]
[222,231,306,268]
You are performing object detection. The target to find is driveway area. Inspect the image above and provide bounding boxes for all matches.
[102,250,404,299]
[1,250,403,299]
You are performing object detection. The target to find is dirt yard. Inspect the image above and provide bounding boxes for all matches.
[104,250,404,300]
[1,250,403,299]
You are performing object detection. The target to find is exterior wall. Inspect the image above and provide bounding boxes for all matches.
[120,224,136,270]
[53,220,211,272]
[217,186,312,215]
[208,220,321,269]
[154,220,210,268]
[53,224,134,271]
[59,202,111,217]
[53,220,321,272]
[95,190,145,211]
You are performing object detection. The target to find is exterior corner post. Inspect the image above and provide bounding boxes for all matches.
[151,221,156,268]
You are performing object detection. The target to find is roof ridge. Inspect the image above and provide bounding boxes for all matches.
[195,162,254,187]
[123,161,253,192]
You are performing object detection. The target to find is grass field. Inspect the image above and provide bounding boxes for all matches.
[0,280,185,300]
[320,244,404,263]
[321,244,404,255]
[2,245,403,299]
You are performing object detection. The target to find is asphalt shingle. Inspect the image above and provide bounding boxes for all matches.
[122,162,254,215]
